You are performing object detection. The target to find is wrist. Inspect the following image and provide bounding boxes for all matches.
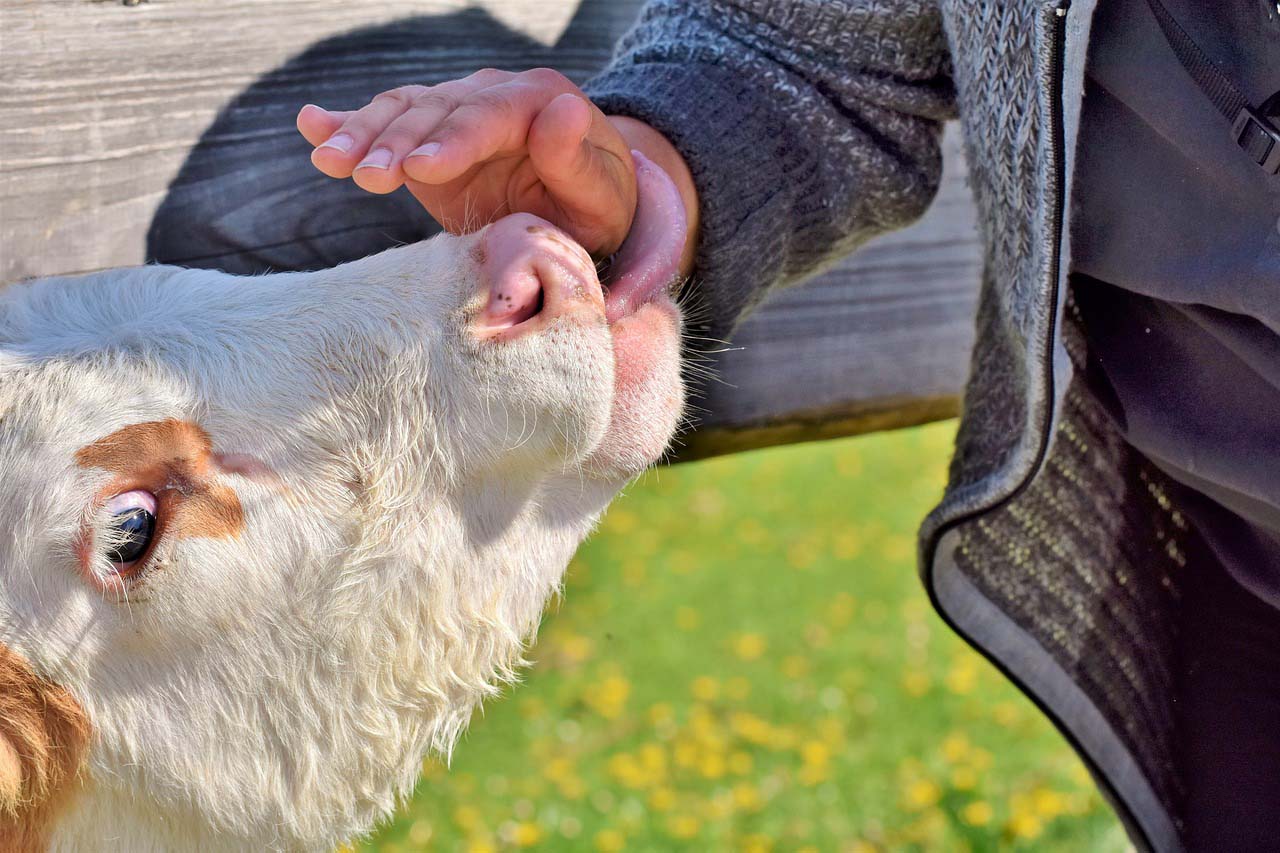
[607,115,700,277]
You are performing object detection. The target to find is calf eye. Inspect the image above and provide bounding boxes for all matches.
[103,490,158,566]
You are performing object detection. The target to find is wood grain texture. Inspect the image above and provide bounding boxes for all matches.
[0,0,981,459]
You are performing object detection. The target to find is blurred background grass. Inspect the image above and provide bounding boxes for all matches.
[357,422,1128,852]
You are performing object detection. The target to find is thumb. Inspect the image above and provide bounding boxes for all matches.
[528,93,636,255]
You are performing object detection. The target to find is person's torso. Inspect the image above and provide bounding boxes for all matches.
[1070,0,1280,604]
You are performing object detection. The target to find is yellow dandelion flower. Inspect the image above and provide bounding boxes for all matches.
[798,763,830,786]
[666,815,700,840]
[827,593,857,626]
[781,655,810,679]
[992,701,1020,726]
[594,828,626,852]
[697,752,727,779]
[833,531,863,560]
[740,833,773,853]
[770,725,799,750]
[648,702,675,726]
[1008,812,1044,840]
[901,670,930,697]
[960,800,993,826]
[607,753,644,788]
[1032,788,1067,819]
[941,732,970,763]
[733,633,768,661]
[557,775,585,799]
[543,757,572,782]
[673,739,698,768]
[585,675,631,719]
[903,779,942,810]
[466,841,496,853]
[816,716,845,744]
[639,743,667,773]
[945,662,977,695]
[690,676,719,701]
[649,787,677,812]
[676,606,701,631]
[729,711,772,745]
[846,843,877,853]
[801,740,831,766]
[732,783,763,811]
[558,633,593,664]
[509,822,542,847]
[453,804,482,830]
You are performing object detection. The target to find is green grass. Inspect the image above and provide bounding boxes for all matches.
[358,423,1129,852]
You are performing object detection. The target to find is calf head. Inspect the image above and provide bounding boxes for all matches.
[0,157,687,850]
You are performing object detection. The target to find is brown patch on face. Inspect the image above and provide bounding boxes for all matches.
[75,419,245,542]
[0,643,92,852]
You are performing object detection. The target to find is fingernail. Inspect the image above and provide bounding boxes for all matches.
[356,148,393,170]
[302,103,331,115]
[409,141,442,158]
[319,132,353,153]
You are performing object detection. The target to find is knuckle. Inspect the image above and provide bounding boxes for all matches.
[470,67,511,84]
[410,89,458,114]
[466,88,517,119]
[521,67,568,88]
[371,88,411,109]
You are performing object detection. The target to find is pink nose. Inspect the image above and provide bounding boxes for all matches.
[473,213,602,337]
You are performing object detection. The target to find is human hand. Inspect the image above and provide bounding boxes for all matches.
[297,69,638,257]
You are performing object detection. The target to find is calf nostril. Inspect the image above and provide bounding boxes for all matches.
[481,270,544,331]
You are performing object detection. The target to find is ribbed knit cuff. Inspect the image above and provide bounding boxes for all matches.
[585,63,805,342]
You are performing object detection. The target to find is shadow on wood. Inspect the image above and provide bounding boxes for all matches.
[145,2,639,275]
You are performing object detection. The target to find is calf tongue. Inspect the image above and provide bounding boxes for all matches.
[604,150,688,324]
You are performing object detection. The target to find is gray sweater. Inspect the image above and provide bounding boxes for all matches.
[585,3,1193,851]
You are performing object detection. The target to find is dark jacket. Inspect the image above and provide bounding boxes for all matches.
[585,2,1195,849]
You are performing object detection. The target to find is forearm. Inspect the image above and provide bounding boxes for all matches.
[585,0,956,338]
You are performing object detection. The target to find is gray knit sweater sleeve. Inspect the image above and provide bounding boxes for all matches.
[583,0,956,337]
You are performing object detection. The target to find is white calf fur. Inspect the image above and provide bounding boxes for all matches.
[0,217,684,850]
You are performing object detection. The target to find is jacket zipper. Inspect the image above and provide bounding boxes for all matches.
[929,3,1162,852]
[929,3,1161,851]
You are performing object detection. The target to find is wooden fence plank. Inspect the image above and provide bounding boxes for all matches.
[0,0,980,459]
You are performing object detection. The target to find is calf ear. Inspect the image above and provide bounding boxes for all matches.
[0,644,92,852]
